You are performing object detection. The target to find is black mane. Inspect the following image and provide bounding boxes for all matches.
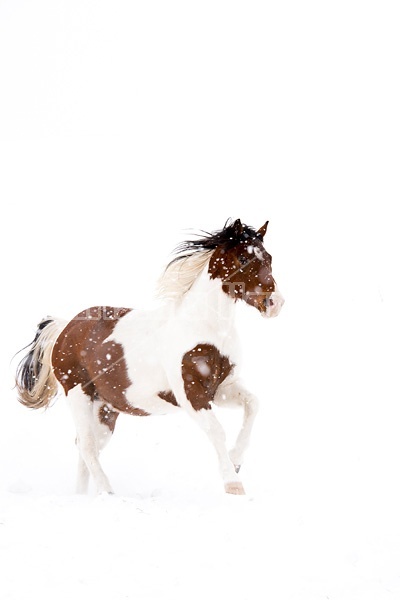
[170,219,261,264]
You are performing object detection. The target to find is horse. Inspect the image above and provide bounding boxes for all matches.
[15,218,284,495]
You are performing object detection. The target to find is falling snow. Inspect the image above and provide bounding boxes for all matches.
[195,359,211,377]
[1,1,400,600]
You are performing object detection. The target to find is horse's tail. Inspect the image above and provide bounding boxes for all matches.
[15,317,67,409]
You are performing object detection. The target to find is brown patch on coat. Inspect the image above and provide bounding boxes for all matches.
[158,390,179,407]
[208,237,275,314]
[52,306,149,417]
[181,344,233,411]
[98,403,119,433]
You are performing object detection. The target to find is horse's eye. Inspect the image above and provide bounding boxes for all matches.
[238,255,247,266]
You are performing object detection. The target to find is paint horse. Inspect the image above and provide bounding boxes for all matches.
[16,219,284,495]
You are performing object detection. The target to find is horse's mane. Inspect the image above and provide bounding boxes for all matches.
[157,251,213,300]
[157,219,261,301]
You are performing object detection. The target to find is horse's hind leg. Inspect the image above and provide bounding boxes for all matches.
[214,380,259,473]
[75,399,119,494]
[76,458,90,494]
[67,385,114,494]
[92,399,119,453]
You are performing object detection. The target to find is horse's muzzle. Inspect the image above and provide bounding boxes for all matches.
[263,289,285,318]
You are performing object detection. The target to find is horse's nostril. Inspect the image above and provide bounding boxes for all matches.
[263,297,274,308]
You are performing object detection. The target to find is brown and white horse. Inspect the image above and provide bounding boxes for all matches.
[15,219,284,495]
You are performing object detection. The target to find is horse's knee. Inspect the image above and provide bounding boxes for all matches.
[244,393,259,416]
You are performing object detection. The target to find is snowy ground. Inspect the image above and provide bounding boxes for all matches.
[2,298,400,600]
[1,1,400,599]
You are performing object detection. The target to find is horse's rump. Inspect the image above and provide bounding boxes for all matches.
[52,306,148,416]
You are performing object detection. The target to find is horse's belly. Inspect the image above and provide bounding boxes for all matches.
[106,309,178,415]
[124,360,177,415]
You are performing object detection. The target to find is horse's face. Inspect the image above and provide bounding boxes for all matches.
[209,220,284,318]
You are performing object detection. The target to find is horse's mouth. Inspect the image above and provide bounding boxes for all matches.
[261,292,284,318]
[263,297,274,309]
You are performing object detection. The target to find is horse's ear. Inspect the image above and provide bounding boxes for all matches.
[257,221,269,240]
[233,218,244,237]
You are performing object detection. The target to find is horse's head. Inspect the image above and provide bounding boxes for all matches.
[208,219,284,318]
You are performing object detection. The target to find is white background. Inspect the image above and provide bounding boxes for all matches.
[0,1,399,599]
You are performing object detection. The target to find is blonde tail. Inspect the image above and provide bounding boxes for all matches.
[15,318,67,409]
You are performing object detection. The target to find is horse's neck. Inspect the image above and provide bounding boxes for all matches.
[179,265,236,331]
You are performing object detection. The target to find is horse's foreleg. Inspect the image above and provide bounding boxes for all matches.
[214,381,259,473]
[168,366,246,494]
[191,407,246,495]
[67,385,114,495]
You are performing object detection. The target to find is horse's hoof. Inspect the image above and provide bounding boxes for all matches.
[225,481,246,495]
